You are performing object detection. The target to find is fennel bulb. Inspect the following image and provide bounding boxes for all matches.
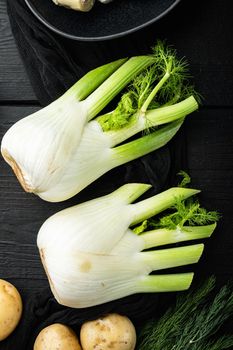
[1,42,199,202]
[37,183,218,308]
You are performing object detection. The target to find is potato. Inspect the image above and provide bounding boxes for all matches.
[80,313,136,350]
[0,279,23,341]
[52,0,95,12]
[34,323,82,350]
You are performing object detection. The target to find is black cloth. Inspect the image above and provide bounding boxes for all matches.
[4,288,173,349]
[3,0,233,348]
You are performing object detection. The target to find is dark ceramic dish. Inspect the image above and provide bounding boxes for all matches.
[24,0,181,41]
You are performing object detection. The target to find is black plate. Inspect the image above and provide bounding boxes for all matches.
[25,0,181,41]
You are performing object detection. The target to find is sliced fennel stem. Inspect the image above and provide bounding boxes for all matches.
[141,71,170,113]
[146,96,198,129]
[141,243,204,271]
[137,273,194,292]
[112,183,151,204]
[86,56,155,120]
[142,223,216,249]
[65,58,127,101]
[106,96,198,147]
[130,187,200,226]
[111,118,184,170]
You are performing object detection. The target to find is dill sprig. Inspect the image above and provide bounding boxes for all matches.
[98,41,197,132]
[137,276,233,350]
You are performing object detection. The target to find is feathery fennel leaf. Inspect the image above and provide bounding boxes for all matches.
[202,336,233,350]
[133,172,219,233]
[98,41,197,132]
[178,170,191,188]
[150,198,220,230]
[133,220,148,234]
[96,91,137,131]
[137,276,233,350]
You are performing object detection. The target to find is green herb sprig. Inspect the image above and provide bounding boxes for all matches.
[137,276,233,350]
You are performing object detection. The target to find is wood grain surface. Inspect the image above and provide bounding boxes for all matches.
[0,106,46,295]
[0,0,40,298]
[0,0,36,101]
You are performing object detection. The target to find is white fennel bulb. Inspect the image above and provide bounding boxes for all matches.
[1,42,199,202]
[37,183,217,308]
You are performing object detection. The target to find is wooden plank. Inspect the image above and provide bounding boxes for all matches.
[0,0,36,101]
[185,108,233,282]
[0,106,47,295]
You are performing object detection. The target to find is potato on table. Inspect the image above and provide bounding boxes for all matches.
[80,313,136,350]
[34,323,82,350]
[0,279,23,341]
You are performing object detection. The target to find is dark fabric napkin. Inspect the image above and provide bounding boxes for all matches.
[4,0,233,348]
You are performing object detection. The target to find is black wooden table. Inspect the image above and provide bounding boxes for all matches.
[0,0,45,297]
[0,0,233,346]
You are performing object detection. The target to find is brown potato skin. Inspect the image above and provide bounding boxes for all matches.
[34,323,82,350]
[0,279,23,341]
[80,313,136,350]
